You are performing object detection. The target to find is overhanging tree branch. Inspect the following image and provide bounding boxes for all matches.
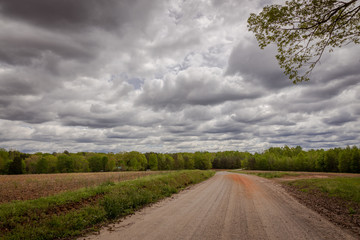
[247,0,360,83]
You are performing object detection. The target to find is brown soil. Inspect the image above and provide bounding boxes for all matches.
[46,193,104,215]
[282,183,360,237]
[280,172,360,181]
[244,170,360,180]
[0,171,163,203]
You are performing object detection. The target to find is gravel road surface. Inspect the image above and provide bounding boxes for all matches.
[83,172,356,240]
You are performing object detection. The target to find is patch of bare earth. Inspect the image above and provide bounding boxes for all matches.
[275,173,360,237]
[280,172,360,181]
[0,171,164,203]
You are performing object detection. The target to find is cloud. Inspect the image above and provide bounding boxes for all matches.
[0,0,162,32]
[322,111,358,126]
[226,39,289,90]
[136,67,262,111]
[0,0,359,153]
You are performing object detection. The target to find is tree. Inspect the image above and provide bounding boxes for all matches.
[43,154,58,173]
[8,156,23,174]
[164,154,175,170]
[72,154,89,172]
[115,152,127,170]
[173,153,185,170]
[212,151,242,169]
[350,146,360,172]
[36,157,49,174]
[157,154,166,170]
[246,156,256,170]
[148,153,158,170]
[0,149,10,174]
[338,146,351,172]
[194,152,213,170]
[183,153,195,169]
[102,156,109,171]
[106,158,116,171]
[88,155,103,172]
[24,155,40,174]
[57,154,75,173]
[324,149,339,172]
[123,151,147,171]
[254,153,270,170]
[315,150,326,171]
[248,0,360,83]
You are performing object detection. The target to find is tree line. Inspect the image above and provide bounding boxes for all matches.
[0,145,359,174]
[0,150,215,174]
[246,146,360,173]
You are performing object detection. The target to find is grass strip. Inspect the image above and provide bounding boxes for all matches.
[286,177,360,203]
[0,170,214,240]
[0,182,113,232]
[231,170,299,179]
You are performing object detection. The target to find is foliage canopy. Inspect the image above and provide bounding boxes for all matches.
[248,0,360,83]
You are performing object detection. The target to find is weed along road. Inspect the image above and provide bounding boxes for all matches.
[84,172,356,240]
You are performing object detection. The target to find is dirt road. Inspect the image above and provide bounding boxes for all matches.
[84,172,356,240]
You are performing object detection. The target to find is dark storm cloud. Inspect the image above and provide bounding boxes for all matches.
[107,132,148,140]
[226,40,289,90]
[0,108,53,124]
[57,102,164,129]
[305,134,359,143]
[0,0,164,128]
[231,111,275,124]
[106,127,155,140]
[58,107,134,129]
[166,125,198,134]
[0,75,37,96]
[268,95,323,115]
[0,0,158,32]
[0,0,163,68]
[300,75,360,102]
[0,86,58,124]
[355,105,360,115]
[62,117,124,129]
[202,120,245,134]
[322,112,357,126]
[0,32,95,66]
[302,129,336,137]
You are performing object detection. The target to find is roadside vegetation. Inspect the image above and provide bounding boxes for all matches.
[0,170,214,240]
[287,177,360,203]
[231,170,299,179]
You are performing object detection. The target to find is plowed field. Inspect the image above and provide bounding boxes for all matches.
[0,171,163,203]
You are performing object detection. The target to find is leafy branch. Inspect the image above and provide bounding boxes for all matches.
[248,0,360,83]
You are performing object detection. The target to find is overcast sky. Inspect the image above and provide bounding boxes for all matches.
[0,0,359,153]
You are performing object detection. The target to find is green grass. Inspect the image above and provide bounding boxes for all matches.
[0,170,214,240]
[286,177,360,203]
[231,170,299,179]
